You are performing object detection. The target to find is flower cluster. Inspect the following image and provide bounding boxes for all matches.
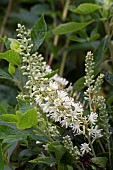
[16,25,105,157]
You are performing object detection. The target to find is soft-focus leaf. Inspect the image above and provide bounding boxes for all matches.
[73,76,85,92]
[8,63,15,75]
[94,35,110,66]
[16,108,38,129]
[69,3,100,14]
[68,35,86,42]
[67,165,73,170]
[0,50,20,66]
[31,15,47,52]
[92,157,108,168]
[29,156,56,165]
[0,114,18,124]
[43,69,58,78]
[48,141,66,161]
[0,69,13,80]
[58,162,67,170]
[0,105,7,115]
[0,143,4,170]
[31,4,53,16]
[102,71,113,86]
[0,125,30,143]
[53,21,93,35]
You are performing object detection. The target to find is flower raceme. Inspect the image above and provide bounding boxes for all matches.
[16,24,104,156]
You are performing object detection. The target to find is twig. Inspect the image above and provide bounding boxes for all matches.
[0,0,13,52]
[48,0,70,66]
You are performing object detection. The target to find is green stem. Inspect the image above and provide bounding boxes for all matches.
[59,40,69,77]
[19,66,24,93]
[48,0,70,66]
[98,139,105,153]
[76,164,84,170]
[88,136,96,157]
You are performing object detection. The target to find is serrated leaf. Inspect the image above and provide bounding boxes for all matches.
[102,71,113,86]
[8,63,15,75]
[0,125,30,143]
[69,3,100,14]
[0,50,20,66]
[29,156,56,165]
[31,15,47,52]
[48,141,66,161]
[0,69,13,80]
[53,21,93,35]
[43,69,58,78]
[94,35,110,67]
[92,157,108,168]
[73,76,85,92]
[0,114,18,124]
[0,143,4,170]
[17,99,32,113]
[16,108,38,129]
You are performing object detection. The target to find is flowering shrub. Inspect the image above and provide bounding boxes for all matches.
[0,1,113,169]
[0,21,112,170]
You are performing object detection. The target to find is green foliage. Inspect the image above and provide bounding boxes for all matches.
[0,50,20,66]
[0,69,13,80]
[31,15,47,52]
[92,157,108,168]
[53,21,93,35]
[0,0,113,169]
[69,3,100,15]
[0,143,4,170]
[43,69,58,78]
[16,108,38,129]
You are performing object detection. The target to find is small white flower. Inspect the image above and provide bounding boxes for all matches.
[80,143,91,155]
[70,121,81,134]
[53,74,68,86]
[88,125,103,139]
[47,81,58,91]
[89,112,98,124]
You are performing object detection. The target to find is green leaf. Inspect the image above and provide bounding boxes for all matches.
[43,69,58,78]
[73,76,85,92]
[17,99,32,113]
[0,69,13,80]
[58,162,67,170]
[53,21,93,35]
[16,108,38,129]
[67,165,73,170]
[0,114,18,124]
[8,63,15,75]
[31,15,47,52]
[48,141,66,161]
[92,157,108,168]
[68,35,86,42]
[0,105,7,115]
[0,125,30,143]
[29,156,56,165]
[0,50,20,66]
[10,39,22,53]
[94,35,110,67]
[69,3,100,14]
[89,33,100,42]
[0,143,4,170]
[102,71,113,86]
